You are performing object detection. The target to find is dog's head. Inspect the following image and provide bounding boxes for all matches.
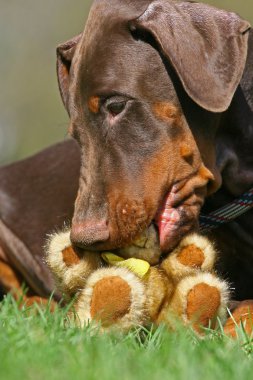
[56,0,250,255]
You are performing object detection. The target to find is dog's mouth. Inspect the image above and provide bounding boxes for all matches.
[154,181,201,253]
[72,168,208,262]
[116,180,204,265]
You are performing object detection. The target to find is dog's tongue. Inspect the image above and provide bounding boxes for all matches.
[156,193,181,251]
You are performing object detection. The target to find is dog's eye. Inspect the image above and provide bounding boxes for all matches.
[106,101,126,116]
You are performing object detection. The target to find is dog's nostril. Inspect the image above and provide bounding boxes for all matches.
[70,220,109,248]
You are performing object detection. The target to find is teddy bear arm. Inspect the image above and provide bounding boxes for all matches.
[161,234,217,281]
[46,231,102,298]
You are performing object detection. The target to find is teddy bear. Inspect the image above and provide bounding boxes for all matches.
[46,225,229,333]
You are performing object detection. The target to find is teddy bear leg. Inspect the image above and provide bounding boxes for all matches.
[74,267,146,330]
[160,273,229,333]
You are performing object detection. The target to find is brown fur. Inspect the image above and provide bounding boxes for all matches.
[0,259,56,310]
[23,296,56,311]
[0,259,21,294]
[0,246,7,261]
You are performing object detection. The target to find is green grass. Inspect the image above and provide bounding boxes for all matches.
[1,296,253,380]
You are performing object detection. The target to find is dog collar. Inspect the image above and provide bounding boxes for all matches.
[199,187,253,232]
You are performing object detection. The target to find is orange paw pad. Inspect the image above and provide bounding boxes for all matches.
[224,301,253,338]
[90,276,131,326]
[186,283,221,330]
[178,244,205,268]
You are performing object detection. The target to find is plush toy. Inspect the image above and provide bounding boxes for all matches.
[46,226,229,333]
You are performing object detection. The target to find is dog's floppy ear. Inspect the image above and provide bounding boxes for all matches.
[130,1,250,113]
[57,33,82,113]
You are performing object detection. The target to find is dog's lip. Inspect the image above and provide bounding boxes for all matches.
[154,184,199,253]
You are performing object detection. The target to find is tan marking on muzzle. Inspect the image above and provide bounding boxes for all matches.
[198,164,214,182]
[88,96,100,114]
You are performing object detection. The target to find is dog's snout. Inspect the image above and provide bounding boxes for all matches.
[70,220,109,248]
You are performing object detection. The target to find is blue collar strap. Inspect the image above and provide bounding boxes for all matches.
[199,188,253,232]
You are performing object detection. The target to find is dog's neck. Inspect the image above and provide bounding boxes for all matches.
[215,85,253,198]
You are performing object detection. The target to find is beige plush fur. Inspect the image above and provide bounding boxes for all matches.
[46,229,230,333]
[75,267,146,330]
[161,233,217,281]
[144,267,174,321]
[159,273,229,329]
[46,230,102,297]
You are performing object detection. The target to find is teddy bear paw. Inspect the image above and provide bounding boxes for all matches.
[161,233,217,281]
[46,230,102,297]
[161,273,229,333]
[73,267,146,330]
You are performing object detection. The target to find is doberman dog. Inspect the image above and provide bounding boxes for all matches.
[0,1,252,306]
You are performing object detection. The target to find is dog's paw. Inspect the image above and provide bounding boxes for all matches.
[73,267,146,330]
[161,233,217,281]
[160,273,229,333]
[46,230,102,297]
[224,300,253,338]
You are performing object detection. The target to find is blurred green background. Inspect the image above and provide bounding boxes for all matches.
[0,1,252,165]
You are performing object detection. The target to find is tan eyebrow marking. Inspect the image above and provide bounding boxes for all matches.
[88,96,100,113]
[153,102,179,121]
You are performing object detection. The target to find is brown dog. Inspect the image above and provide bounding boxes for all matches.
[0,0,252,307]
[0,140,80,300]
[58,0,252,298]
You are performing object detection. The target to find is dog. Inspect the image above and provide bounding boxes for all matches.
[0,140,80,302]
[0,0,252,305]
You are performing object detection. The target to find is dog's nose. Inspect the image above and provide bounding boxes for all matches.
[70,220,109,248]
